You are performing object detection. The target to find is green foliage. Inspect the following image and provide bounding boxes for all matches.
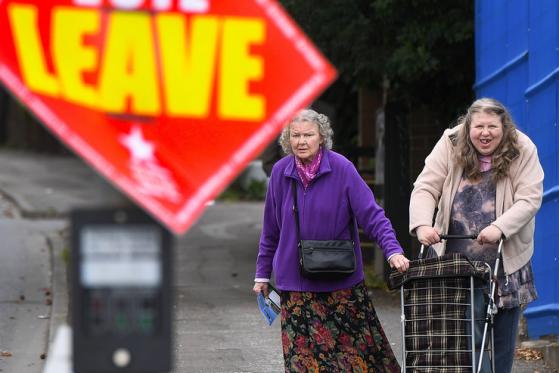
[363,263,388,290]
[218,180,267,201]
[245,179,267,200]
[279,0,475,122]
[280,0,383,87]
[61,246,70,265]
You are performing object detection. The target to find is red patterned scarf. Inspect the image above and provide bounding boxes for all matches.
[295,148,323,189]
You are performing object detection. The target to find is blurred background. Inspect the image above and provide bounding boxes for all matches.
[2,0,559,354]
[0,0,475,256]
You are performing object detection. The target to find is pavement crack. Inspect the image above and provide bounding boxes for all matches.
[0,300,47,305]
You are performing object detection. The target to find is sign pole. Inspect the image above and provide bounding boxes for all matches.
[70,207,173,373]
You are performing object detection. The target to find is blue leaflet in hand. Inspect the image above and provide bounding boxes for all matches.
[257,292,279,325]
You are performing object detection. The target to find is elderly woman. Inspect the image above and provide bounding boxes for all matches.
[409,98,544,372]
[253,109,409,372]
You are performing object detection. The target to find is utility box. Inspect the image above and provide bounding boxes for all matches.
[71,208,173,372]
[475,0,559,339]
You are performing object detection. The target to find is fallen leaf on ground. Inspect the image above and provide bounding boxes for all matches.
[515,347,543,360]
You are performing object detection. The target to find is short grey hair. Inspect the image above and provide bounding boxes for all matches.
[278,109,334,154]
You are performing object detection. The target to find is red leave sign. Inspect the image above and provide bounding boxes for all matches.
[0,0,336,234]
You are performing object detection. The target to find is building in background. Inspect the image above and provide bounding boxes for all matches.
[474,0,559,340]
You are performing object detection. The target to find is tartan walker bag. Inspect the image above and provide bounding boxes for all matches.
[292,180,356,279]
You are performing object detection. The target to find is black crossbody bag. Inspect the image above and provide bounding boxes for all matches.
[292,179,357,279]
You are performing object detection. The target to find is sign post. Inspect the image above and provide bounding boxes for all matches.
[0,0,337,234]
[70,207,172,373]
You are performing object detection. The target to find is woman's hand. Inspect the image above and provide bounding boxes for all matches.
[253,282,269,296]
[477,225,503,245]
[389,254,410,273]
[416,226,441,246]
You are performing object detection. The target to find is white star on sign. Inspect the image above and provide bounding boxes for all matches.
[120,126,155,161]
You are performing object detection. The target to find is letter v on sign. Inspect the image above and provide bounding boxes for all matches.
[0,0,336,234]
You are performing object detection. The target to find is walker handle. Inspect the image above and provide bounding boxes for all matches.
[439,234,478,240]
[418,234,478,259]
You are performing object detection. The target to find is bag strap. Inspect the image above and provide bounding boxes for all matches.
[292,179,302,243]
[291,179,355,242]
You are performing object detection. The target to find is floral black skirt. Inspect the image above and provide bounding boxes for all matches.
[280,282,400,373]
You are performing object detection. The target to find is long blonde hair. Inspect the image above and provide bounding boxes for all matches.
[454,98,519,181]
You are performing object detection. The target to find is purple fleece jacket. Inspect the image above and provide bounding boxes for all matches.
[255,149,404,292]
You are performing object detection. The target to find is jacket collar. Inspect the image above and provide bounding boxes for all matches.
[284,148,333,180]
[447,124,461,146]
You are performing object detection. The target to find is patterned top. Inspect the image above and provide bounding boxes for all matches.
[446,171,538,309]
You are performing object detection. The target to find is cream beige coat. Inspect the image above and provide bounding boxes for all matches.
[409,124,544,275]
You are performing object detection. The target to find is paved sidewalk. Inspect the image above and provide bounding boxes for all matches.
[0,150,127,217]
[0,150,126,373]
[0,149,553,372]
